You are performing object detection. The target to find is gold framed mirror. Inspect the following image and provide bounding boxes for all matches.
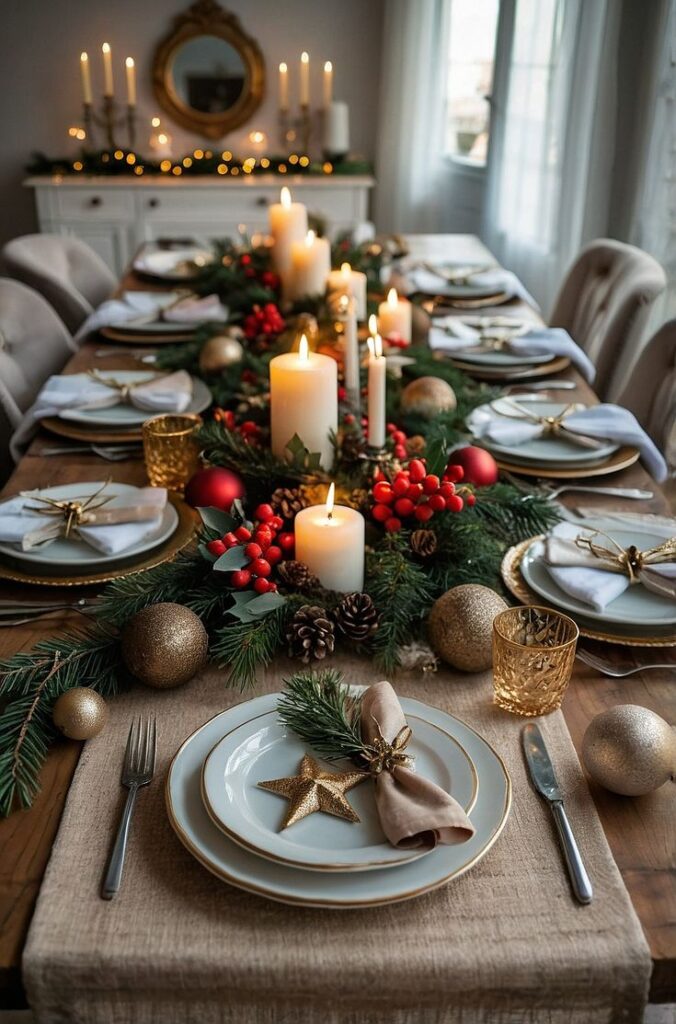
[152,0,265,140]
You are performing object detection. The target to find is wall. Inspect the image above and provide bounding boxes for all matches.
[0,0,384,245]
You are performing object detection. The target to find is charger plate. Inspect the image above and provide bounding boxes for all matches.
[99,326,196,345]
[0,495,196,586]
[167,693,511,908]
[448,355,571,381]
[201,710,478,873]
[501,539,676,647]
[494,446,640,479]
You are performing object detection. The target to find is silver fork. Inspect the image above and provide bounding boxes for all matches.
[576,648,676,677]
[542,484,653,501]
[33,444,141,462]
[102,716,157,900]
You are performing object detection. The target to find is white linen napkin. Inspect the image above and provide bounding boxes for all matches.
[162,294,228,323]
[404,264,539,310]
[0,486,168,555]
[467,401,668,481]
[429,320,596,383]
[74,291,228,342]
[542,521,676,611]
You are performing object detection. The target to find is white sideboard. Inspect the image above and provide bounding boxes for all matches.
[24,174,375,276]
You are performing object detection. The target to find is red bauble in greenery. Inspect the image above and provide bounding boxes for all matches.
[184,467,244,511]
[449,446,498,487]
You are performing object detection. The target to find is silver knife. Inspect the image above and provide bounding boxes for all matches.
[522,723,593,904]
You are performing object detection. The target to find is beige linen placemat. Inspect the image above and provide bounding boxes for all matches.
[23,655,651,1023]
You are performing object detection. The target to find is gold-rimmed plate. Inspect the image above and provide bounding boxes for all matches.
[0,495,197,586]
[98,326,197,345]
[40,418,144,443]
[494,445,640,479]
[501,539,676,647]
[447,355,571,381]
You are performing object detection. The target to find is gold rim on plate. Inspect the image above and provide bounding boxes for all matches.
[0,495,197,587]
[41,417,144,444]
[98,326,196,345]
[165,699,512,908]
[494,445,640,479]
[447,355,571,381]
[200,710,479,873]
[501,538,676,647]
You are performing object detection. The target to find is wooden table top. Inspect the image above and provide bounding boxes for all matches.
[0,241,674,1008]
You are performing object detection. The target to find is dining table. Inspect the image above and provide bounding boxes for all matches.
[0,234,674,1013]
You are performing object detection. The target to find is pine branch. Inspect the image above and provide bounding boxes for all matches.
[365,539,434,674]
[277,669,365,763]
[95,550,210,626]
[471,482,559,542]
[209,604,291,690]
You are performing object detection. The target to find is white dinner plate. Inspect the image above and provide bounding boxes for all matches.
[59,372,211,428]
[521,519,676,627]
[448,349,552,368]
[0,481,178,568]
[201,710,478,872]
[133,247,214,281]
[412,265,515,300]
[111,317,202,336]
[166,693,511,908]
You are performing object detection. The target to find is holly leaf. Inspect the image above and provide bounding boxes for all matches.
[227,590,286,622]
[198,542,218,563]
[213,546,248,572]
[198,506,237,534]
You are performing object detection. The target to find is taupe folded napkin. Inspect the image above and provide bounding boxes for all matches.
[361,680,475,849]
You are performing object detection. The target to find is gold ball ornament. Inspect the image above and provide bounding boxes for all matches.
[427,584,508,672]
[582,704,675,796]
[53,688,108,740]
[198,333,244,374]
[400,376,457,419]
[121,602,208,689]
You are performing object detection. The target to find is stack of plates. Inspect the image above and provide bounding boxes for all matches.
[0,481,196,585]
[167,692,511,907]
[133,246,214,283]
[502,515,676,646]
[409,264,515,309]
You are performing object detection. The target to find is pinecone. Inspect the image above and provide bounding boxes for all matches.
[277,560,320,591]
[287,605,336,663]
[271,486,308,521]
[333,592,379,642]
[410,528,437,558]
[406,434,427,456]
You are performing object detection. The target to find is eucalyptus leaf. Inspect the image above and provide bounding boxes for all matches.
[198,506,237,534]
[230,591,286,622]
[213,546,249,572]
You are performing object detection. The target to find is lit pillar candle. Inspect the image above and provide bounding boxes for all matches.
[295,483,365,592]
[80,52,92,104]
[300,51,310,106]
[378,287,412,343]
[327,261,367,320]
[279,62,289,111]
[101,42,114,97]
[125,57,136,106]
[270,334,337,470]
[367,334,386,449]
[339,294,360,410]
[323,61,333,109]
[289,229,331,300]
[269,186,308,281]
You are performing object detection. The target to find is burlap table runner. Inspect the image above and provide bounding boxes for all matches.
[23,655,651,1023]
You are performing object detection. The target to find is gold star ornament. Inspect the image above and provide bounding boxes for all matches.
[258,754,368,829]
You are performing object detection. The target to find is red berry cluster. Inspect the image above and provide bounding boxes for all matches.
[213,407,261,444]
[341,416,410,460]
[243,302,285,341]
[206,504,295,593]
[370,459,475,533]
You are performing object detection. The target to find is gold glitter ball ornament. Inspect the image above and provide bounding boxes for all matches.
[258,753,368,829]
[400,376,457,419]
[198,333,244,373]
[428,584,508,672]
[53,687,108,740]
[121,602,208,689]
[582,704,675,796]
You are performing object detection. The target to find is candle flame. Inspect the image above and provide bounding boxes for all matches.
[341,261,351,278]
[368,313,378,337]
[102,42,111,54]
[387,287,398,309]
[299,334,309,362]
[280,185,291,208]
[368,335,383,359]
[80,51,88,62]
[279,61,287,73]
[125,57,134,68]
[324,60,333,72]
[326,482,335,518]
[305,229,315,247]
[301,51,309,63]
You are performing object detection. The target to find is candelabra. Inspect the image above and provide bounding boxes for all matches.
[83,97,136,151]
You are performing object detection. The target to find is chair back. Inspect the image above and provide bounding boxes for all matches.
[549,238,666,398]
[2,234,115,333]
[0,375,22,485]
[615,319,676,467]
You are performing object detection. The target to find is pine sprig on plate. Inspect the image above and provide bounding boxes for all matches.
[277,669,365,763]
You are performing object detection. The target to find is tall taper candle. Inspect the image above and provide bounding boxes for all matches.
[102,42,113,96]
[300,51,310,106]
[295,483,365,592]
[339,294,360,411]
[270,335,337,470]
[323,61,333,109]
[279,62,289,110]
[367,334,386,449]
[80,52,92,104]
[125,57,136,106]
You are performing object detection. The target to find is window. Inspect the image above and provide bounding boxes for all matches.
[443,0,501,165]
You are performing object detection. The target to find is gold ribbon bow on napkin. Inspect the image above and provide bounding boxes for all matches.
[494,399,605,450]
[574,530,676,596]
[361,722,413,775]
[87,369,154,404]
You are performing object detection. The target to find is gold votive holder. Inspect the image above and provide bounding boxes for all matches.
[142,413,202,493]
[492,605,579,716]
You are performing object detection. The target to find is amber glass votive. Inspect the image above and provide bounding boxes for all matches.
[142,413,202,493]
[492,605,579,716]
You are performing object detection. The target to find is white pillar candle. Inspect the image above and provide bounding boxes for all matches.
[295,483,365,592]
[101,42,113,97]
[323,101,349,157]
[299,51,310,107]
[289,230,331,300]
[327,261,367,320]
[125,57,136,106]
[80,52,92,104]
[378,287,412,343]
[279,62,289,111]
[367,334,386,449]
[339,294,360,410]
[323,61,333,109]
[270,335,337,470]
[269,186,308,281]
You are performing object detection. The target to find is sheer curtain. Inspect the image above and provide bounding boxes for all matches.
[483,0,619,313]
[374,0,451,233]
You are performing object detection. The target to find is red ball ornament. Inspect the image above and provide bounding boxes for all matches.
[449,446,499,487]
[185,467,244,511]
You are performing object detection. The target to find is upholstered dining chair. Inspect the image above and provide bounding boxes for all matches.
[0,278,76,411]
[0,376,22,484]
[614,319,676,468]
[549,238,666,399]
[2,234,115,334]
